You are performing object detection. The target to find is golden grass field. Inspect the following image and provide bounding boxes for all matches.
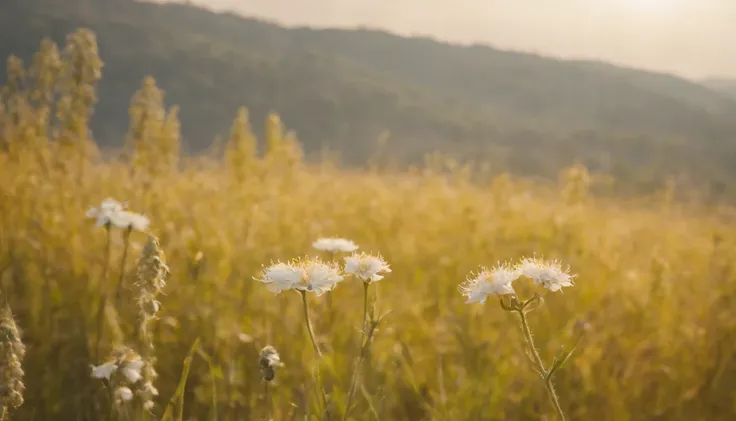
[2,30,736,421]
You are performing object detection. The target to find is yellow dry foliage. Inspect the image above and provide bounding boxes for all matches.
[2,29,736,421]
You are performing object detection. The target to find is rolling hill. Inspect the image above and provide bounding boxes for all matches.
[703,78,736,101]
[3,0,736,192]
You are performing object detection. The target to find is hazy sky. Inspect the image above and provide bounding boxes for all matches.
[188,0,736,80]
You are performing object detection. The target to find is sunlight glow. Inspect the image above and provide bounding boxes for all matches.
[624,0,671,13]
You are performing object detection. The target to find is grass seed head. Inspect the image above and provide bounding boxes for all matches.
[0,303,25,411]
[259,345,283,382]
[135,236,169,303]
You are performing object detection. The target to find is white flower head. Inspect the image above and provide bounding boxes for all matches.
[109,211,150,232]
[312,237,359,253]
[459,264,519,304]
[517,257,575,292]
[298,259,343,295]
[90,361,118,380]
[114,387,134,404]
[255,261,304,294]
[86,198,124,226]
[344,252,391,283]
[86,198,150,232]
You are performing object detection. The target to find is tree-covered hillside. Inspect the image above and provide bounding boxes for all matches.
[3,0,736,193]
[704,78,736,101]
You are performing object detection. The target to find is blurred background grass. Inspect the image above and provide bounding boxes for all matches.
[2,27,736,421]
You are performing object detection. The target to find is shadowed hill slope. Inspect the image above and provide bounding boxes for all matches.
[3,0,736,191]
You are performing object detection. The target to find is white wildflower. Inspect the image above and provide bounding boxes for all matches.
[109,211,150,232]
[86,198,150,231]
[114,387,134,404]
[86,198,124,226]
[517,257,575,292]
[256,261,303,294]
[312,237,359,253]
[344,252,391,283]
[459,264,519,304]
[298,259,343,296]
[90,361,118,380]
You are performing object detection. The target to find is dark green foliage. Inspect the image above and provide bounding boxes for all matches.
[3,0,736,195]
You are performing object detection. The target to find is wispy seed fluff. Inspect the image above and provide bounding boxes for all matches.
[91,346,158,409]
[312,237,359,253]
[259,346,283,382]
[0,303,25,412]
[517,257,575,292]
[90,347,144,383]
[256,258,343,296]
[459,264,518,304]
[343,252,391,283]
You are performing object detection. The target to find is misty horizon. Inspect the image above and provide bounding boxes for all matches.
[166,0,736,81]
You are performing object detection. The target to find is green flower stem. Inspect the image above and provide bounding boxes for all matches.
[301,290,322,358]
[516,308,566,421]
[94,223,112,361]
[114,226,132,308]
[342,282,370,421]
[299,291,328,417]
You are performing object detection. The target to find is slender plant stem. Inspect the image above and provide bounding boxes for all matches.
[342,282,370,421]
[300,291,329,418]
[359,282,369,352]
[325,251,336,324]
[264,381,272,421]
[94,224,112,362]
[301,291,322,357]
[108,383,117,421]
[516,309,566,421]
[114,227,132,308]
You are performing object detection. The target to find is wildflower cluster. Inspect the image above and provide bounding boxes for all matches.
[86,198,150,232]
[459,256,577,421]
[459,257,575,304]
[257,250,391,296]
[255,238,391,419]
